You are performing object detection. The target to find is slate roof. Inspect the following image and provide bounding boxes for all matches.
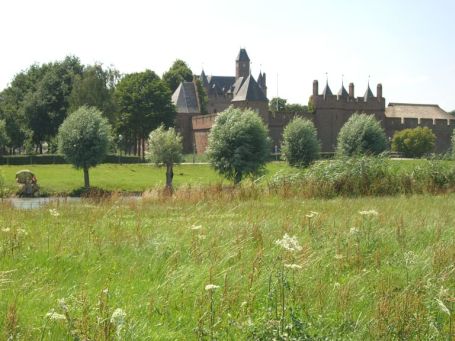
[322,82,332,98]
[337,84,348,98]
[206,76,236,95]
[236,48,250,62]
[385,103,452,120]
[172,82,200,114]
[232,75,268,102]
[364,85,374,101]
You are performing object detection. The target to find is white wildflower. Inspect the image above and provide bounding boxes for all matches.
[404,251,417,266]
[334,254,344,260]
[197,234,206,240]
[358,209,378,216]
[58,298,68,313]
[49,209,60,217]
[46,310,66,321]
[284,263,302,270]
[205,284,220,291]
[334,282,341,288]
[349,227,359,235]
[1,228,10,233]
[436,298,451,316]
[111,308,127,336]
[18,228,28,236]
[275,233,302,252]
[305,211,319,219]
[190,225,202,230]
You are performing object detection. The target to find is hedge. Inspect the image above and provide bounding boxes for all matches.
[0,154,145,165]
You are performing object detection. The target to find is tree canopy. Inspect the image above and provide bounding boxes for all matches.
[162,60,193,93]
[147,125,183,189]
[207,106,270,184]
[269,97,309,114]
[69,64,119,122]
[392,127,435,158]
[58,106,112,189]
[281,117,320,167]
[336,113,388,156]
[114,70,175,158]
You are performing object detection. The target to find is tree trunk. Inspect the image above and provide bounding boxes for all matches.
[142,138,145,160]
[165,164,174,191]
[39,143,43,154]
[234,172,242,185]
[83,167,90,189]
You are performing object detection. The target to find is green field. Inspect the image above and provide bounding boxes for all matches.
[0,159,450,197]
[0,192,454,340]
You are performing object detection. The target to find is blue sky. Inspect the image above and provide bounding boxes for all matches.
[0,0,454,110]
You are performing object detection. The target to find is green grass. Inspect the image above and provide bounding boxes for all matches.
[0,192,454,340]
[0,162,292,196]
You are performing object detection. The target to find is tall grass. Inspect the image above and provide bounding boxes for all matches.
[268,156,455,198]
[0,191,454,339]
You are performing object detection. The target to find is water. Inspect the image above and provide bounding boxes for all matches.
[4,197,81,210]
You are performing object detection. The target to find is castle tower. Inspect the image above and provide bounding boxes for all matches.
[236,48,250,79]
[257,71,267,97]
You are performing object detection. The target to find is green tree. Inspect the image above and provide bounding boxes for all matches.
[207,106,270,184]
[337,113,388,156]
[392,127,436,158]
[58,106,111,189]
[0,119,10,155]
[69,64,119,122]
[22,56,83,152]
[114,70,175,158]
[147,125,183,190]
[162,60,193,93]
[281,117,320,167]
[269,97,287,113]
[195,79,208,114]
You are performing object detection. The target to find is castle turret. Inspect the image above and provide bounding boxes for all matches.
[258,71,267,97]
[364,85,374,102]
[236,49,250,79]
[322,81,332,100]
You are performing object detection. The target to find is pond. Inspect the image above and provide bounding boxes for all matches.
[4,197,82,210]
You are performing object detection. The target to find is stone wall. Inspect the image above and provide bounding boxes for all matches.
[385,117,455,153]
[192,114,217,154]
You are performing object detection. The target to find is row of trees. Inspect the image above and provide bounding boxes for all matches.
[0,57,196,157]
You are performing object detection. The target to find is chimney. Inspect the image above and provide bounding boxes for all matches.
[377,83,382,100]
[349,83,354,98]
[313,80,318,97]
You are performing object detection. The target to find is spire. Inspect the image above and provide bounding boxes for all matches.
[337,74,348,98]
[322,74,332,99]
[236,48,250,62]
[200,69,208,87]
[363,75,374,101]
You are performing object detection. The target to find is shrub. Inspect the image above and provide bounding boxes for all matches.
[452,130,455,159]
[336,113,388,156]
[58,106,112,189]
[147,125,183,190]
[207,106,270,184]
[281,117,320,167]
[392,127,435,158]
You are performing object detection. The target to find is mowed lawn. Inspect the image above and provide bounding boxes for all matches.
[0,163,289,195]
[0,193,454,339]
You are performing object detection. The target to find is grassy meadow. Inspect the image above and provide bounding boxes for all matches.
[1,191,454,340]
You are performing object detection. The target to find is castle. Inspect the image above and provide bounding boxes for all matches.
[172,49,454,154]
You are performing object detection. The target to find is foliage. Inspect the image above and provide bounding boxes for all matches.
[195,79,208,114]
[69,64,119,122]
[57,106,112,188]
[0,119,10,153]
[392,126,436,158]
[269,97,309,114]
[21,56,84,150]
[114,70,175,156]
[268,156,455,198]
[147,125,183,189]
[336,113,388,156]
[162,59,193,93]
[452,129,455,159]
[281,117,320,167]
[207,107,270,183]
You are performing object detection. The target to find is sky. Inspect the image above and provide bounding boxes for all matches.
[0,0,454,110]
